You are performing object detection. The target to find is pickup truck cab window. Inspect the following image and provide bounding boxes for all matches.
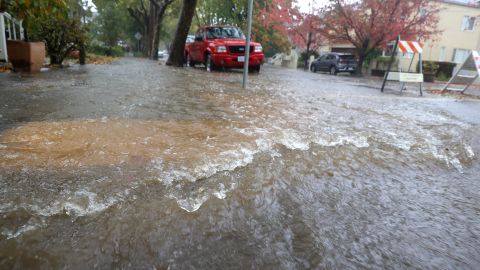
[195,30,204,42]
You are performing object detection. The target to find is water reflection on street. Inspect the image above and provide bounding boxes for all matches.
[0,58,479,269]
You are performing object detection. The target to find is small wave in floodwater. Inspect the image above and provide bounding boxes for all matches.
[0,58,479,269]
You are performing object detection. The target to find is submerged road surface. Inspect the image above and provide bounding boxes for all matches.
[0,58,479,269]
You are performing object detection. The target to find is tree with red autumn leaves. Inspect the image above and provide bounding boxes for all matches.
[254,0,298,56]
[289,13,324,63]
[320,0,441,75]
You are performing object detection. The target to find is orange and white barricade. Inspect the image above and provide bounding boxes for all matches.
[381,36,424,96]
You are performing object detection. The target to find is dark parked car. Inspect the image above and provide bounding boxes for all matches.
[310,53,358,75]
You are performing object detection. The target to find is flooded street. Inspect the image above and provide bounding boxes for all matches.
[0,58,479,269]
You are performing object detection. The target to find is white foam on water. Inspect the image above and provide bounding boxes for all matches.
[213,183,228,199]
[0,202,13,213]
[424,142,464,172]
[4,154,18,159]
[2,217,47,240]
[313,135,370,149]
[3,223,39,240]
[5,189,124,222]
[0,188,127,238]
[0,144,7,149]
[174,194,209,213]
[213,182,237,200]
[63,190,118,217]
[279,130,310,151]
[150,146,259,212]
[152,146,257,187]
[465,144,475,158]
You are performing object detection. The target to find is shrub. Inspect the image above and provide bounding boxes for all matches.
[371,56,399,70]
[88,44,124,57]
[436,71,450,82]
[31,16,87,65]
[420,61,457,80]
[363,49,382,67]
[423,61,440,74]
[299,50,320,63]
[436,61,456,78]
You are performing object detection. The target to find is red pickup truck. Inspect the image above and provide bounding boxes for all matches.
[185,26,265,72]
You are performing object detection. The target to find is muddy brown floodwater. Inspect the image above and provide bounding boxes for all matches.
[0,58,479,269]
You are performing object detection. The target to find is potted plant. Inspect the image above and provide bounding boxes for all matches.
[2,0,73,71]
[6,40,45,72]
[422,61,439,83]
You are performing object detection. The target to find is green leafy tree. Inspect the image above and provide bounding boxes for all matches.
[30,15,87,65]
[2,0,68,41]
[92,0,133,48]
[122,0,175,59]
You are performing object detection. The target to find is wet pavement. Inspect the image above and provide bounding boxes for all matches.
[0,58,479,269]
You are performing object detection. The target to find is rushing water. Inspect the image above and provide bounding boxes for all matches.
[0,58,479,269]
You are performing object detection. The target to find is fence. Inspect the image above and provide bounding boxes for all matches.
[0,12,24,62]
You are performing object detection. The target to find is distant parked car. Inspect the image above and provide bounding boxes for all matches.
[186,35,195,44]
[158,50,168,59]
[310,53,358,75]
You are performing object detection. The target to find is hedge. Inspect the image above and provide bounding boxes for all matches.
[420,61,457,79]
[88,44,124,57]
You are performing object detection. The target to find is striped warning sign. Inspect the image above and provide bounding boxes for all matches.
[398,40,423,54]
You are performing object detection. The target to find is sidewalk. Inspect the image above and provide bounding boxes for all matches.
[361,74,480,99]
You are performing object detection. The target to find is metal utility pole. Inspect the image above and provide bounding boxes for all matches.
[242,0,254,89]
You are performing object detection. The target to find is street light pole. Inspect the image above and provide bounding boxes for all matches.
[242,0,254,89]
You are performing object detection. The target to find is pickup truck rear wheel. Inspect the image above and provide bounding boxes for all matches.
[330,66,337,76]
[205,54,215,72]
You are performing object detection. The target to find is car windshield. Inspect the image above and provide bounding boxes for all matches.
[206,27,245,40]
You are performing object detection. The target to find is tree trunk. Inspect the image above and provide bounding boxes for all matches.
[166,0,198,67]
[305,31,312,70]
[145,3,159,59]
[50,54,63,66]
[24,27,29,42]
[356,52,366,76]
[128,0,173,59]
[355,40,370,76]
[147,0,172,60]
[79,42,86,65]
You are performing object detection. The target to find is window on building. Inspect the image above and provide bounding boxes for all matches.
[452,49,470,63]
[461,16,476,32]
[439,47,447,61]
